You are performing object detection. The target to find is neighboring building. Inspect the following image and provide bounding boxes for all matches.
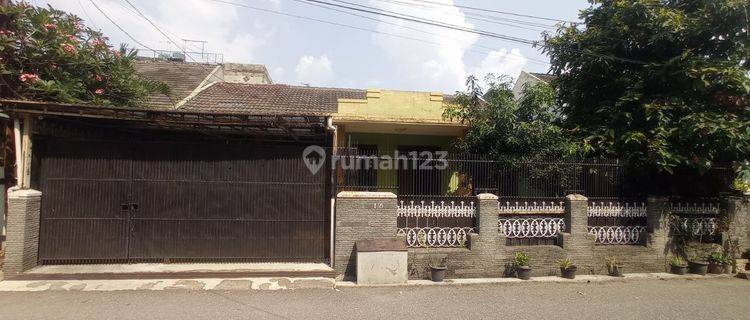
[133,58,273,108]
[512,71,556,100]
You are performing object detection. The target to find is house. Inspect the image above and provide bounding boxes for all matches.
[332,89,468,196]
[0,57,472,279]
[0,56,368,277]
[512,71,555,100]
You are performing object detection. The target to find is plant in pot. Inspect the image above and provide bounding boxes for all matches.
[687,259,709,275]
[707,252,729,274]
[605,256,624,277]
[557,257,577,279]
[515,252,532,280]
[669,255,688,275]
[419,231,447,282]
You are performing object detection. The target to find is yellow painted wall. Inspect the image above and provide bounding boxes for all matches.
[335,89,458,124]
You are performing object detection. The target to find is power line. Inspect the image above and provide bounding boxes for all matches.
[300,0,649,65]
[289,0,549,65]
[207,0,547,66]
[302,0,539,46]
[88,0,156,51]
[372,0,558,30]
[403,0,579,24]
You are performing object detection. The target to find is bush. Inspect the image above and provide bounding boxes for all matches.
[0,3,168,107]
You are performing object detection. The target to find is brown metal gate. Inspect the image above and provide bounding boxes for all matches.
[38,138,329,264]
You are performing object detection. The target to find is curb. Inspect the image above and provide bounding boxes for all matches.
[335,273,738,288]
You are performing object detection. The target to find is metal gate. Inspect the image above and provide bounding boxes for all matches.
[38,138,329,264]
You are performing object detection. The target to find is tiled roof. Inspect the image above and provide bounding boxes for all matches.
[180,83,366,115]
[134,59,217,108]
[530,72,556,83]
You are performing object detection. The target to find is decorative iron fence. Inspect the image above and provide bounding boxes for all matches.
[498,215,565,246]
[669,201,721,242]
[396,196,475,248]
[587,199,648,245]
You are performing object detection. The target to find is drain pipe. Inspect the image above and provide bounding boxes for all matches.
[325,116,337,268]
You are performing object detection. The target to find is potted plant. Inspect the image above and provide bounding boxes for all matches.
[515,252,532,280]
[605,256,624,277]
[687,260,709,275]
[557,257,577,279]
[707,252,729,274]
[429,256,447,282]
[419,232,448,282]
[669,256,688,275]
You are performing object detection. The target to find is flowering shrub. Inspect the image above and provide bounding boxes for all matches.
[0,3,168,107]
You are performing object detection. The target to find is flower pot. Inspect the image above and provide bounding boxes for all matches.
[560,266,577,279]
[670,265,688,275]
[608,265,623,277]
[708,263,724,274]
[688,261,708,275]
[430,266,447,282]
[517,266,532,280]
[724,264,733,274]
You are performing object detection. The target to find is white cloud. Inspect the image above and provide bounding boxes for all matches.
[468,48,528,86]
[294,54,334,86]
[369,0,527,92]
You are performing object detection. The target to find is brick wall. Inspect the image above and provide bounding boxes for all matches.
[4,188,42,278]
[333,191,398,279]
[338,193,750,279]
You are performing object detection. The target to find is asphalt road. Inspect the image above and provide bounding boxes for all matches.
[0,278,748,320]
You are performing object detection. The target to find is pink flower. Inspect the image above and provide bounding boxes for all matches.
[19,73,40,84]
[68,35,79,42]
[44,23,57,31]
[111,50,122,58]
[73,21,83,31]
[0,29,11,36]
[92,38,105,47]
[94,88,104,95]
[61,43,77,55]
[95,74,103,81]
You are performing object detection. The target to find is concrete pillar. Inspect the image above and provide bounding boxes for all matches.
[646,196,671,249]
[563,194,596,274]
[564,194,589,235]
[721,196,750,255]
[474,194,500,249]
[4,189,42,278]
[333,191,398,279]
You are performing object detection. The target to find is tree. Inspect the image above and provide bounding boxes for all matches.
[545,0,750,181]
[0,3,168,107]
[443,74,580,162]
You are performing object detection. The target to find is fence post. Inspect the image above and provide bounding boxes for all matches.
[720,195,750,254]
[334,191,399,280]
[563,194,596,273]
[646,196,671,250]
[474,193,500,250]
[4,188,42,278]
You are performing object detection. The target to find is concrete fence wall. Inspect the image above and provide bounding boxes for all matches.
[335,192,750,280]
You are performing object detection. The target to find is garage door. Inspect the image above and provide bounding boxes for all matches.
[37,138,329,264]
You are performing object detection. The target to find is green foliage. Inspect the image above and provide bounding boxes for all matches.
[706,251,730,265]
[669,255,687,267]
[545,0,750,178]
[443,74,581,162]
[0,3,169,107]
[514,252,530,266]
[556,257,575,269]
[604,256,621,267]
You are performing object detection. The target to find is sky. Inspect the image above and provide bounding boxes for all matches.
[38,0,590,93]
